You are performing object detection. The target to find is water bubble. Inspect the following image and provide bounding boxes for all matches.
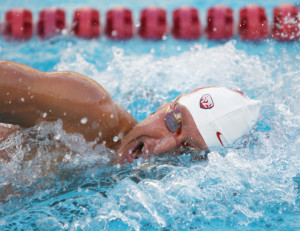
[110,114,114,119]
[80,117,88,124]
[20,97,25,102]
[42,112,47,118]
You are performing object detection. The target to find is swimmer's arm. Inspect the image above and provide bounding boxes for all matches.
[0,61,137,148]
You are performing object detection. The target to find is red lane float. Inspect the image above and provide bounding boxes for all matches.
[38,7,66,39]
[105,7,134,40]
[4,8,33,40]
[1,5,299,42]
[206,5,234,40]
[272,4,300,40]
[139,6,168,39]
[72,7,100,39]
[172,6,201,40]
[238,4,269,40]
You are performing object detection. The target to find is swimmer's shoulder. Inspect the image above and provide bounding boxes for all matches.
[0,60,110,102]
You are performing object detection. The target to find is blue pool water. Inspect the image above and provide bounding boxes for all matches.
[0,0,300,230]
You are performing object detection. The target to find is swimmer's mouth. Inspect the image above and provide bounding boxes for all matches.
[127,142,144,163]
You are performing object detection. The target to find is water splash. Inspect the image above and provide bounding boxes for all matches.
[0,39,299,230]
[0,120,111,207]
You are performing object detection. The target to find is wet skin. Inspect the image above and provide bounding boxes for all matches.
[0,61,207,165]
[0,61,137,152]
[116,102,208,164]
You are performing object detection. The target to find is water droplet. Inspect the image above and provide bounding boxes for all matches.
[113,136,119,142]
[81,117,88,124]
[61,29,68,36]
[98,132,102,137]
[54,134,61,141]
[110,114,114,119]
[42,112,47,118]
[20,97,25,102]
[113,47,124,57]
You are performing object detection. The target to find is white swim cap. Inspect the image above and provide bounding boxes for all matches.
[178,87,261,148]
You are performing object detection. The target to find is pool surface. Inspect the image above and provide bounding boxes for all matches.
[0,0,300,230]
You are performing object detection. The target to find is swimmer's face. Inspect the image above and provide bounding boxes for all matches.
[116,99,208,164]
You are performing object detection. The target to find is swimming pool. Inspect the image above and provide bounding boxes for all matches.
[0,0,299,230]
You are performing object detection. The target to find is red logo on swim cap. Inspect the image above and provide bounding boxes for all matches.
[200,94,214,109]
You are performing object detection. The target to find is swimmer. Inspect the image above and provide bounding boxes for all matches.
[0,61,261,164]
[116,87,261,164]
